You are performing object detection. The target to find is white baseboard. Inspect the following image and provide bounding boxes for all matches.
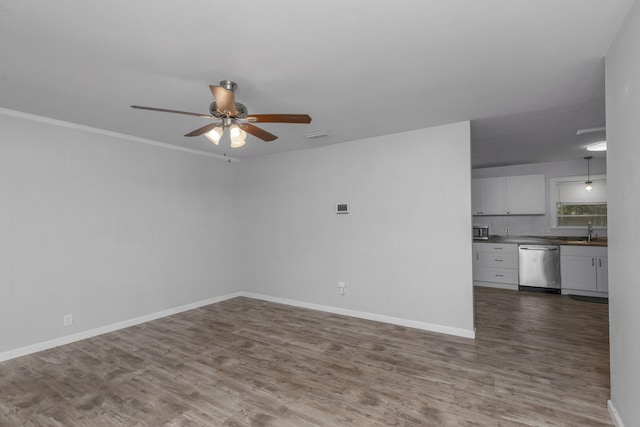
[0,292,242,363]
[473,282,518,291]
[561,289,609,298]
[0,290,476,362]
[239,292,476,339]
[608,400,626,427]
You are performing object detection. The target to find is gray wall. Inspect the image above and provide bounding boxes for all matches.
[606,0,640,425]
[1,113,476,357]
[472,157,607,237]
[238,122,475,336]
[0,112,241,355]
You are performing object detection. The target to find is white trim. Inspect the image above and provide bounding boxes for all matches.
[0,292,242,363]
[0,107,240,162]
[561,289,608,298]
[473,282,518,291]
[608,400,626,427]
[0,290,477,362]
[239,291,476,339]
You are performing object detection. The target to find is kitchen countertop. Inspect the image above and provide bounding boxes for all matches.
[476,235,608,247]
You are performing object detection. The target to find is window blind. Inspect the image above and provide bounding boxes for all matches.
[557,179,607,203]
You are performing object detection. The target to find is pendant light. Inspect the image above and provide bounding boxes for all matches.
[584,156,593,191]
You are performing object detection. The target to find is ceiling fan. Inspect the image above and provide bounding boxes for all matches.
[131,80,312,148]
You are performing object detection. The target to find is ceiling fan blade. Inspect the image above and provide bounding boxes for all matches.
[210,85,237,116]
[243,124,278,142]
[246,114,312,124]
[184,123,219,137]
[131,105,213,119]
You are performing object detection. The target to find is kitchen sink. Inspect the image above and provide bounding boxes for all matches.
[555,237,605,245]
[563,239,592,245]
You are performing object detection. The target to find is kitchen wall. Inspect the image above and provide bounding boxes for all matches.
[472,157,607,237]
[606,0,640,425]
[238,122,475,337]
[0,111,241,358]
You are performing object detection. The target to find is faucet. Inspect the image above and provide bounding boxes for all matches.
[587,222,593,242]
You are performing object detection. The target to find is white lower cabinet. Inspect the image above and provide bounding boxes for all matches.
[560,246,608,296]
[596,257,608,293]
[473,243,519,289]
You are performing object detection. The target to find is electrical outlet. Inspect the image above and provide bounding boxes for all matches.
[338,282,346,295]
[63,314,73,327]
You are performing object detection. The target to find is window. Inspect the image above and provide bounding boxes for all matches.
[556,202,607,227]
[550,175,607,228]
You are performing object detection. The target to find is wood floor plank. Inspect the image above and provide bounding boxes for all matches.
[0,287,611,426]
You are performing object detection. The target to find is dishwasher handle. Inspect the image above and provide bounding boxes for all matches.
[519,246,559,251]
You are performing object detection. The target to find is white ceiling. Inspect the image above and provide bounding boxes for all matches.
[0,1,633,167]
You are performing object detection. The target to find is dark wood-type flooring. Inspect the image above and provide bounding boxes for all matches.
[0,287,611,426]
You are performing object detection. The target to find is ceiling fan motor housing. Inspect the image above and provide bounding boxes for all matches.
[209,102,247,118]
[219,80,237,91]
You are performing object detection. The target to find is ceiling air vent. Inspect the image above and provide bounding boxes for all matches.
[304,130,330,139]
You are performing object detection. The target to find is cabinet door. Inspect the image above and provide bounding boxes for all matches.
[505,175,545,215]
[471,179,482,215]
[479,177,506,215]
[472,247,480,277]
[561,255,597,291]
[505,175,547,215]
[596,257,608,292]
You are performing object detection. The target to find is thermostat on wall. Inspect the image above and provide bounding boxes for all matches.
[336,203,349,214]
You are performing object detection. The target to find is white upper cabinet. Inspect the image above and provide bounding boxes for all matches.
[472,177,506,215]
[505,174,546,215]
[472,174,545,216]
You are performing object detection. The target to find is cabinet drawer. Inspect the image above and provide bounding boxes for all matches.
[474,243,518,254]
[478,252,517,269]
[476,267,518,285]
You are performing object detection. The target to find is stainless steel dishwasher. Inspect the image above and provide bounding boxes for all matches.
[518,245,561,292]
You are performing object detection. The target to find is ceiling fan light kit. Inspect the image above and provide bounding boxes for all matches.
[204,126,224,145]
[131,80,311,148]
[230,126,247,148]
